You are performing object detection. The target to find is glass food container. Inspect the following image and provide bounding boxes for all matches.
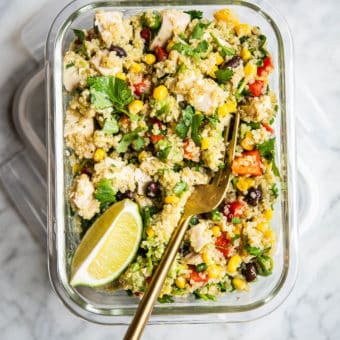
[46,0,297,324]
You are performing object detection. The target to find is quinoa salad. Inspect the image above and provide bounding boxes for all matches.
[65,8,279,301]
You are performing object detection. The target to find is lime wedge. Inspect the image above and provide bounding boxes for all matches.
[70,199,142,287]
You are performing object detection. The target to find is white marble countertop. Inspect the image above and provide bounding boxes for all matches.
[1,0,340,339]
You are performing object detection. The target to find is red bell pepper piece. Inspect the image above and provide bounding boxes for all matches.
[262,122,274,133]
[232,150,262,176]
[134,79,147,97]
[248,80,265,97]
[222,201,244,223]
[190,268,209,283]
[257,56,274,77]
[155,46,168,62]
[150,134,164,143]
[215,233,232,257]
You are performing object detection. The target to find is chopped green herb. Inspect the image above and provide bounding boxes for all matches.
[239,36,249,43]
[244,244,263,257]
[158,294,174,303]
[205,110,220,128]
[215,69,234,83]
[95,179,116,207]
[175,105,194,138]
[210,33,236,57]
[255,255,273,276]
[193,290,216,301]
[244,121,261,130]
[172,40,208,59]
[257,138,280,177]
[232,217,241,224]
[211,209,222,221]
[102,117,119,134]
[191,114,204,146]
[142,11,161,30]
[190,22,209,40]
[173,181,189,196]
[195,263,208,272]
[156,139,172,161]
[116,128,143,153]
[236,79,246,98]
[73,29,87,55]
[231,234,241,243]
[87,76,134,111]
[189,216,199,226]
[184,10,203,20]
[271,183,279,199]
[66,62,75,69]
[141,206,159,228]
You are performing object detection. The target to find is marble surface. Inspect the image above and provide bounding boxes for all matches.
[1,0,340,339]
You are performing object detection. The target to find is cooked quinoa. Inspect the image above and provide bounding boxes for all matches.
[64,8,279,300]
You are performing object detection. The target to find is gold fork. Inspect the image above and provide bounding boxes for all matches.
[124,112,240,340]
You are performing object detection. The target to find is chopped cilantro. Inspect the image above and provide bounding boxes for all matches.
[173,181,188,196]
[190,22,209,40]
[158,294,174,303]
[231,234,241,243]
[156,139,172,161]
[231,217,241,224]
[191,114,204,146]
[172,40,208,60]
[271,183,279,199]
[244,121,261,130]
[87,76,134,111]
[211,209,222,221]
[210,33,236,57]
[184,10,203,20]
[215,69,234,83]
[141,206,159,228]
[102,117,119,134]
[257,138,280,177]
[116,128,144,153]
[189,216,199,226]
[244,244,263,257]
[73,29,87,55]
[95,179,116,207]
[175,105,194,138]
[193,290,216,301]
[66,62,75,69]
[195,263,208,272]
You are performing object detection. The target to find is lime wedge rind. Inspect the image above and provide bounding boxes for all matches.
[70,199,142,287]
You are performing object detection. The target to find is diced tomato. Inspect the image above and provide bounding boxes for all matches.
[140,28,151,40]
[149,118,163,129]
[262,122,274,133]
[248,80,265,97]
[155,46,168,62]
[232,150,262,176]
[150,134,164,143]
[222,201,244,222]
[215,233,232,257]
[134,79,147,97]
[257,56,274,77]
[190,268,209,283]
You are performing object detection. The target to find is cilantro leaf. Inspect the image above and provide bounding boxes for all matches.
[95,179,116,207]
[184,10,203,20]
[231,217,241,224]
[244,244,263,256]
[271,183,279,199]
[141,206,159,228]
[66,62,75,69]
[133,136,145,151]
[172,40,208,59]
[244,121,261,130]
[156,139,172,161]
[116,128,143,153]
[257,138,280,177]
[210,33,236,57]
[215,69,234,83]
[173,181,188,196]
[158,294,174,303]
[102,117,119,134]
[193,290,216,301]
[191,114,204,146]
[194,40,208,54]
[87,76,134,111]
[175,105,194,138]
[73,29,87,55]
[190,22,209,40]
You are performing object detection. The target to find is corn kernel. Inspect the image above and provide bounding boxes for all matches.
[232,277,248,291]
[244,62,257,76]
[264,229,276,243]
[175,276,186,289]
[227,255,242,273]
[129,63,143,73]
[165,195,180,204]
[218,100,237,117]
[235,23,252,37]
[153,85,168,100]
[213,9,240,27]
[202,250,212,265]
[146,227,155,237]
[208,65,219,78]
[93,148,106,162]
[166,40,176,52]
[73,163,80,174]
[241,48,252,61]
[201,137,210,150]
[211,226,221,237]
[240,132,255,151]
[115,72,126,81]
[215,53,224,65]
[207,264,222,279]
[128,100,144,115]
[138,151,148,162]
[256,222,269,232]
[144,53,156,65]
[236,177,255,192]
[264,209,273,221]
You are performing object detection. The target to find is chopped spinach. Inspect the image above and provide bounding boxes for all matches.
[184,10,203,20]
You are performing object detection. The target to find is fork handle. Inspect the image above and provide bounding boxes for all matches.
[123,215,191,340]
